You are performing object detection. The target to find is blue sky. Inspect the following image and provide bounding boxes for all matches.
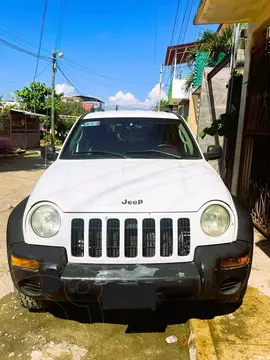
[0,0,218,108]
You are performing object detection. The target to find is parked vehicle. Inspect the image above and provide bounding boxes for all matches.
[7,110,253,310]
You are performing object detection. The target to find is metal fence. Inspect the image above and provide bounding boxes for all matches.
[0,117,10,137]
[238,29,270,237]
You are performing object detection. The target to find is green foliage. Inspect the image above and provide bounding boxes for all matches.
[59,101,88,117]
[185,27,233,90]
[55,117,76,142]
[184,71,196,92]
[187,27,233,65]
[153,100,170,111]
[15,82,51,114]
[55,101,88,141]
[0,104,16,117]
[199,111,238,139]
[15,82,92,142]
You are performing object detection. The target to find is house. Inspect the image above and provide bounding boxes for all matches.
[164,41,197,120]
[62,95,105,112]
[194,0,270,237]
[164,28,231,174]
[0,109,46,150]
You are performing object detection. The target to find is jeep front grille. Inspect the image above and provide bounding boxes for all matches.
[89,219,102,258]
[143,218,155,258]
[125,219,138,258]
[70,217,190,260]
[71,219,84,257]
[107,219,120,258]
[160,218,173,257]
[178,218,191,256]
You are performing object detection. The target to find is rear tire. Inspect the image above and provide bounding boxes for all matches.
[14,287,49,310]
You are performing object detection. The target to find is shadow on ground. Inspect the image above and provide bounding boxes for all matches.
[0,153,52,173]
[47,300,240,334]
[256,238,270,259]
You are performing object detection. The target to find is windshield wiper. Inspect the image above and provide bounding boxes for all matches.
[73,150,129,158]
[124,150,182,159]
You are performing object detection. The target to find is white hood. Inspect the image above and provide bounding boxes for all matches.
[27,159,233,213]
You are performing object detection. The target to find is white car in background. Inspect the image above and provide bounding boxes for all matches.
[7,110,253,311]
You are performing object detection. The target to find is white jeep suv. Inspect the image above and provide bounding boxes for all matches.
[7,110,253,310]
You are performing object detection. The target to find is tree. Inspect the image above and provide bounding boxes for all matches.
[187,28,233,65]
[59,101,88,117]
[153,100,170,111]
[52,101,87,141]
[185,27,233,90]
[15,82,51,114]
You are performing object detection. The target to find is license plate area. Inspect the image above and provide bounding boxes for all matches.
[102,283,157,310]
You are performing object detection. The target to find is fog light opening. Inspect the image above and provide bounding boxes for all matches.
[11,255,40,270]
[220,255,249,269]
[220,279,241,295]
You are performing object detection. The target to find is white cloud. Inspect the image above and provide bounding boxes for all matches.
[55,83,75,96]
[106,83,167,110]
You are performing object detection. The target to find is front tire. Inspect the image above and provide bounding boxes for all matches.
[14,288,49,310]
[219,285,248,311]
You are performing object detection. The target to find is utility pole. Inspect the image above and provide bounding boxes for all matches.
[51,51,57,146]
[158,64,163,112]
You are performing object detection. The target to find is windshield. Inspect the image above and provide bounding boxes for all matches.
[60,117,202,160]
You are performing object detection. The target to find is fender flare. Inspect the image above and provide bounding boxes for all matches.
[6,196,29,251]
[232,196,254,245]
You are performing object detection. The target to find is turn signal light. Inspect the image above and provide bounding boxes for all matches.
[220,255,249,268]
[11,255,40,270]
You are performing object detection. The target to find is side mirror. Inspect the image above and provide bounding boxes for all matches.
[204,145,223,161]
[40,145,58,161]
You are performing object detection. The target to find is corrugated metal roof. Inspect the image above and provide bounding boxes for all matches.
[164,41,201,66]
[10,109,47,117]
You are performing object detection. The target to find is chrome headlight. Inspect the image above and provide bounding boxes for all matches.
[31,205,61,238]
[201,205,230,237]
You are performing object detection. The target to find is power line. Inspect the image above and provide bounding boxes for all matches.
[153,0,158,67]
[165,0,194,90]
[36,62,51,77]
[0,21,51,55]
[163,0,181,91]
[33,0,48,82]
[55,0,67,49]
[63,58,155,87]
[0,21,154,89]
[0,37,50,61]
[57,65,84,95]
[60,63,112,89]
[0,22,157,90]
[181,0,194,44]
[176,0,190,45]
[170,0,181,46]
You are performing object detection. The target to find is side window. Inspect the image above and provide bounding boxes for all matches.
[178,124,194,156]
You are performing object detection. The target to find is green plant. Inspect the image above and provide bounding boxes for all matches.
[153,100,170,111]
[0,104,16,117]
[185,27,233,90]
[184,71,196,92]
[199,111,238,139]
[59,101,88,117]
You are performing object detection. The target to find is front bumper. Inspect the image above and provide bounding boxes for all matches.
[8,239,252,309]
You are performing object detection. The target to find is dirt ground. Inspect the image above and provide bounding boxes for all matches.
[0,153,49,298]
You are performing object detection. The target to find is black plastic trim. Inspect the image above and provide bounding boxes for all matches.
[232,196,254,245]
